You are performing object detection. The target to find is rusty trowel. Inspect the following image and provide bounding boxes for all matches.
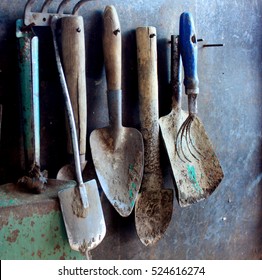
[159,14,224,206]
[90,6,144,217]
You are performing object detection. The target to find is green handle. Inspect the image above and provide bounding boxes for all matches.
[16,19,40,170]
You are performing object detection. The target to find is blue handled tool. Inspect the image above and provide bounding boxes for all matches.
[159,14,224,206]
[175,12,200,162]
[179,12,199,98]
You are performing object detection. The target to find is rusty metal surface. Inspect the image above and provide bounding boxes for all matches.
[159,34,224,207]
[0,0,261,259]
[0,180,87,259]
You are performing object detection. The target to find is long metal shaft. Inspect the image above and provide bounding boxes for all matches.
[50,16,88,209]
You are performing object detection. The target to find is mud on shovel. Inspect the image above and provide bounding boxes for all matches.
[135,27,173,246]
[90,6,144,217]
[20,0,105,258]
[51,17,106,259]
[159,13,224,207]
[56,5,90,180]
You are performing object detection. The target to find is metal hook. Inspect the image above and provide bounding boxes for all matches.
[73,0,94,15]
[41,0,53,13]
[197,38,224,48]
[57,0,71,14]
[203,43,224,48]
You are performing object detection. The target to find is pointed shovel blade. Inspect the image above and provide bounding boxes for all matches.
[90,126,144,217]
[135,189,173,246]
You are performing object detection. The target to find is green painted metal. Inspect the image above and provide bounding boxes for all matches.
[0,180,85,260]
[0,212,85,260]
[16,19,40,169]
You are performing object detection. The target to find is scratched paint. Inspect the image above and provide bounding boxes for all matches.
[129,182,137,207]
[129,182,137,198]
[128,164,138,208]
[187,164,202,193]
[0,198,18,207]
[0,211,85,260]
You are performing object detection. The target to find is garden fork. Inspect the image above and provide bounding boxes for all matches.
[24,0,92,26]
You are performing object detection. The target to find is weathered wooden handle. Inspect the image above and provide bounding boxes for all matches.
[136,27,162,189]
[171,35,182,109]
[103,5,121,91]
[61,16,87,156]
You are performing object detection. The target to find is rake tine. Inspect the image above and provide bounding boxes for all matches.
[24,0,37,20]
[180,117,192,162]
[175,119,187,163]
[175,116,194,163]
[73,0,93,15]
[188,124,203,158]
[57,0,71,14]
[185,117,199,161]
[41,0,53,13]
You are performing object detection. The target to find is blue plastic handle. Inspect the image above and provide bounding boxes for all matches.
[179,12,199,95]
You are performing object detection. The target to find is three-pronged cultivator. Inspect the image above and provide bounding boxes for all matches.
[23,0,93,26]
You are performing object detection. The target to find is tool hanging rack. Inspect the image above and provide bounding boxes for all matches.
[3,0,226,260]
[23,0,94,26]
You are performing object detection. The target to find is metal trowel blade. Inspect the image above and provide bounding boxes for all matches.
[135,189,173,246]
[58,179,106,253]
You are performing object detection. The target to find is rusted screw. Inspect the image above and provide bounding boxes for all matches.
[113,28,120,35]
[20,22,35,32]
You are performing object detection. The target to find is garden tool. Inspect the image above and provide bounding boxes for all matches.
[90,5,144,217]
[22,0,106,258]
[16,19,48,193]
[24,0,93,182]
[159,13,224,207]
[135,26,173,246]
[24,0,93,26]
[56,14,88,180]
[51,16,106,259]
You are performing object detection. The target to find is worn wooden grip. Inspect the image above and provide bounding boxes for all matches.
[61,16,87,156]
[136,27,162,189]
[103,5,121,90]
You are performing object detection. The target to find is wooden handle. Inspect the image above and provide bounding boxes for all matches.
[171,35,182,109]
[61,16,87,156]
[103,5,121,91]
[136,27,162,190]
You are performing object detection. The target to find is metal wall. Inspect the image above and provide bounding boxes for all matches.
[0,0,261,259]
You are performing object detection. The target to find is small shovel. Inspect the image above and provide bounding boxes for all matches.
[135,27,173,246]
[90,6,144,217]
[51,17,106,259]
[159,14,224,207]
